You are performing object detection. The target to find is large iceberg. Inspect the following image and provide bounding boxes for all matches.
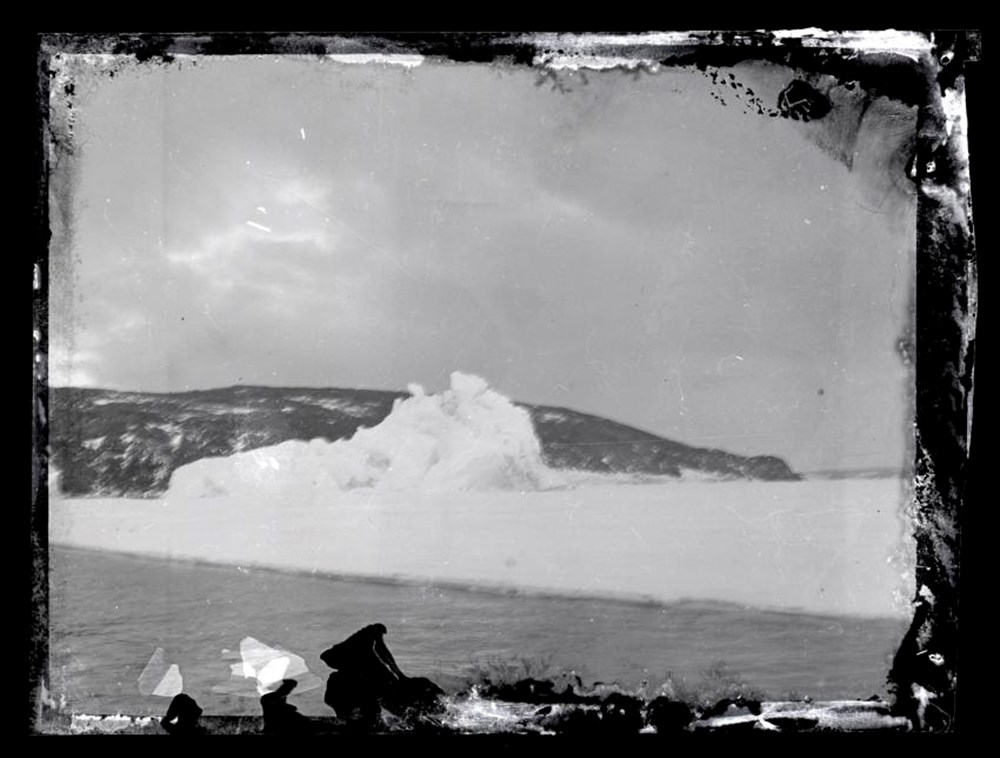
[168,372,570,498]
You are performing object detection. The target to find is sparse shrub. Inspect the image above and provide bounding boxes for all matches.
[464,655,575,703]
[466,654,559,689]
[695,661,766,705]
[650,662,767,711]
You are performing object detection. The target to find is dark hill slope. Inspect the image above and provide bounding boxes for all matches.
[48,386,799,498]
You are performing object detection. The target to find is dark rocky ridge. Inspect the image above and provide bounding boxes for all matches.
[48,385,800,498]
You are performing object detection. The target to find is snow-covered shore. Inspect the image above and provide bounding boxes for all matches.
[50,477,912,619]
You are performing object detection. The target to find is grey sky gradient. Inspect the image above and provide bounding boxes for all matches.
[49,56,917,473]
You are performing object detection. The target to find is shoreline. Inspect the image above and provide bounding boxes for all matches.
[50,543,910,624]
[49,478,914,619]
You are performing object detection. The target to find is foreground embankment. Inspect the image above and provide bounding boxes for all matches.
[36,698,913,735]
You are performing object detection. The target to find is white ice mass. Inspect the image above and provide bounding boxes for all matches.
[50,372,915,618]
[168,372,571,499]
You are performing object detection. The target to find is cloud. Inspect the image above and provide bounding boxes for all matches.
[165,224,337,282]
[274,175,332,209]
[48,59,915,470]
[49,345,100,388]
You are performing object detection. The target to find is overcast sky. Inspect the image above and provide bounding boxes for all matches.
[49,55,917,473]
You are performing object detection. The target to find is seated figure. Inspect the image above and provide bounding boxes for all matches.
[260,678,312,734]
[160,693,205,735]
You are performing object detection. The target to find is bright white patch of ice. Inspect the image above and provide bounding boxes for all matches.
[152,665,183,697]
[137,647,184,697]
[290,396,373,417]
[537,410,569,423]
[232,637,314,696]
[52,476,912,618]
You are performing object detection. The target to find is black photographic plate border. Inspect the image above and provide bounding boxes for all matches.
[28,30,978,736]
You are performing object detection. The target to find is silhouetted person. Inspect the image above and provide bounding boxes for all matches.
[320,623,444,730]
[260,679,312,734]
[160,693,205,735]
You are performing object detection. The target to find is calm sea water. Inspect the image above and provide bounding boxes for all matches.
[48,546,908,717]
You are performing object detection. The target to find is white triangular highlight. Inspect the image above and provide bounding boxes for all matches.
[137,647,169,696]
[256,657,290,689]
[235,637,312,695]
[152,664,184,697]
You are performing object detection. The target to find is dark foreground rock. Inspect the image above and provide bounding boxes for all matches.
[36,698,914,735]
[160,693,206,736]
[698,695,763,718]
[320,623,446,731]
[532,704,604,734]
[478,676,601,705]
[645,697,695,732]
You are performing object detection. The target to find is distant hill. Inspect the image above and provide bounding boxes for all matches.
[47,385,801,498]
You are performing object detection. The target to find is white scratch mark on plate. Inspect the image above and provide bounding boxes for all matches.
[767,28,930,53]
[246,221,271,233]
[527,30,930,70]
[327,53,424,67]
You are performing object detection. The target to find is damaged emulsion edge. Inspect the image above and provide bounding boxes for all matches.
[33,30,974,733]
